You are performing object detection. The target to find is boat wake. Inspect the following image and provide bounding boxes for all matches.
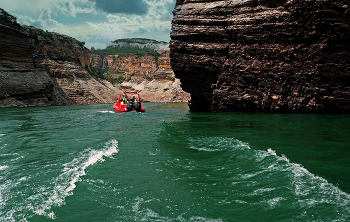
[131,197,224,222]
[97,111,115,114]
[0,140,119,221]
[34,140,119,219]
[173,136,350,221]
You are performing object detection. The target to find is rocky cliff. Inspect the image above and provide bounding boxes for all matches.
[91,51,190,102]
[92,53,158,78]
[0,8,119,108]
[170,0,350,112]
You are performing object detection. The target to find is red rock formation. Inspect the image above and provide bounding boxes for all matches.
[91,51,191,102]
[170,0,350,112]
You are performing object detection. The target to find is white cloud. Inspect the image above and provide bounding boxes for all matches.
[37,9,67,33]
[13,13,37,26]
[88,0,175,40]
[0,0,176,48]
[54,0,96,17]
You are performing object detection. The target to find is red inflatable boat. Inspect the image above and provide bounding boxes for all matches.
[113,92,145,113]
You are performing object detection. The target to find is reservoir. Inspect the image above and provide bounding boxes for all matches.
[0,103,349,221]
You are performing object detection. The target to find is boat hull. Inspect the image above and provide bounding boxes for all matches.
[113,92,146,113]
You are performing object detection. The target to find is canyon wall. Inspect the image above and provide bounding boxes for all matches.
[91,51,191,102]
[170,0,350,112]
[92,53,158,78]
[0,8,119,108]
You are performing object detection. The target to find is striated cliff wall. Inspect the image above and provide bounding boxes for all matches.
[92,51,191,102]
[91,53,158,78]
[0,9,118,108]
[170,0,350,112]
[136,51,191,102]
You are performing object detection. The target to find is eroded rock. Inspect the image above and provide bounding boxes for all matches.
[0,8,119,108]
[170,0,350,112]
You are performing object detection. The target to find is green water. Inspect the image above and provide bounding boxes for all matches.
[0,103,349,221]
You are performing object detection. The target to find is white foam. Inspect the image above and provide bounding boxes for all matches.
[188,137,250,152]
[131,197,169,221]
[0,165,9,171]
[98,111,115,114]
[264,197,286,209]
[132,197,224,222]
[0,176,30,222]
[254,148,350,218]
[189,216,224,222]
[27,140,119,219]
[251,187,277,196]
[267,148,277,155]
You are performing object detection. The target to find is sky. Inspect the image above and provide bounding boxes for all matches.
[0,0,177,49]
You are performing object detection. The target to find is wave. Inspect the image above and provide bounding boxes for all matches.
[0,165,8,171]
[32,140,119,219]
[0,140,119,221]
[131,197,224,222]
[184,136,350,221]
[187,136,250,153]
[0,176,29,222]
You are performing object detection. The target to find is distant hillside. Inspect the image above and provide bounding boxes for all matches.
[91,38,169,55]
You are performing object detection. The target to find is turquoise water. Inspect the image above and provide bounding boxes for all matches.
[0,103,349,221]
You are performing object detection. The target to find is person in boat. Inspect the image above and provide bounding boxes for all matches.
[131,95,137,103]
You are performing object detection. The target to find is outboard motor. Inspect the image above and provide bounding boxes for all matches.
[127,102,134,111]
[134,102,141,112]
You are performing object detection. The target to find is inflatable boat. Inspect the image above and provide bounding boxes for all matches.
[113,92,145,113]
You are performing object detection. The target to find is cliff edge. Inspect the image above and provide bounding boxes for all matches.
[0,8,119,108]
[170,0,350,112]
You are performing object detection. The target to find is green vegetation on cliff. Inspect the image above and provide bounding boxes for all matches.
[91,38,169,60]
[89,38,170,84]
[91,67,126,84]
[91,47,161,60]
[111,38,167,45]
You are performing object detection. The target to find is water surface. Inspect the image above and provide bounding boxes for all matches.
[0,103,349,221]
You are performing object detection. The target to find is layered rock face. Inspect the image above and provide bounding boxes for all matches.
[0,9,118,108]
[92,51,191,102]
[91,54,158,78]
[137,51,191,102]
[170,0,350,112]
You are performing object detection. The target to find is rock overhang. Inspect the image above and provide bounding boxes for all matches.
[170,0,350,112]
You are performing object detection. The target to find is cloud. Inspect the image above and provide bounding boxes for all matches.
[37,9,67,32]
[13,13,38,26]
[0,0,177,49]
[84,0,176,48]
[12,8,66,33]
[134,28,148,35]
[150,0,176,21]
[55,0,96,17]
[90,0,149,15]
[57,2,77,16]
